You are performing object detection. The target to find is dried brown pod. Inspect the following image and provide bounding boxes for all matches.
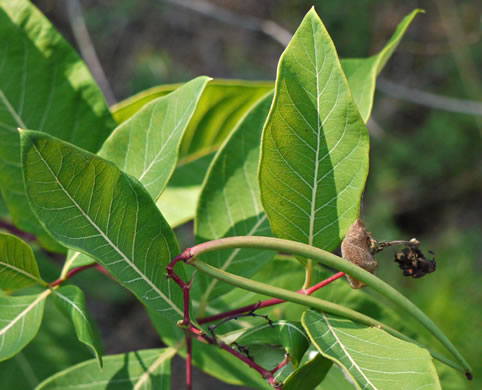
[341,218,378,289]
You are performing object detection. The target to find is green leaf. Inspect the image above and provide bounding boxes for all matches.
[156,151,215,228]
[99,76,210,200]
[302,311,441,390]
[341,9,423,122]
[0,0,115,248]
[51,285,103,368]
[20,130,185,321]
[0,299,94,390]
[223,320,309,369]
[112,79,274,158]
[36,348,176,390]
[65,77,210,270]
[0,291,49,361]
[283,353,333,390]
[195,93,275,312]
[259,8,369,252]
[0,233,46,289]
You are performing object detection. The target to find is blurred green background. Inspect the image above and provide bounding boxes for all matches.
[23,0,482,388]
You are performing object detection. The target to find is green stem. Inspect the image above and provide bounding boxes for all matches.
[187,236,471,376]
[302,258,313,289]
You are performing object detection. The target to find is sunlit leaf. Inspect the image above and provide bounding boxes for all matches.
[341,9,423,122]
[66,76,210,269]
[20,130,184,322]
[99,76,210,200]
[283,352,332,390]
[0,291,49,361]
[302,311,441,390]
[51,286,103,368]
[195,93,275,312]
[0,0,115,250]
[36,348,176,390]
[259,8,369,252]
[111,79,274,158]
[0,233,45,289]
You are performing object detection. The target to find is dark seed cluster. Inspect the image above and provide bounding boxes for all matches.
[394,247,436,278]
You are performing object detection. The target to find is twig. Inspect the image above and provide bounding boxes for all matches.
[66,0,116,105]
[197,271,345,325]
[166,252,283,388]
[377,78,482,116]
[49,263,97,287]
[164,0,292,47]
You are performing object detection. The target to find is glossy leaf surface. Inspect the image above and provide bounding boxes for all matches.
[52,286,103,367]
[0,0,115,247]
[259,8,369,252]
[341,9,423,121]
[0,233,45,289]
[21,131,184,321]
[302,311,441,390]
[0,291,49,361]
[36,348,176,390]
[195,93,275,310]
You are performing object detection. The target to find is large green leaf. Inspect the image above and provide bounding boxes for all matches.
[99,76,210,200]
[66,76,210,269]
[258,8,369,252]
[20,130,185,321]
[195,93,275,312]
[36,348,176,390]
[0,232,46,289]
[341,9,423,122]
[0,291,49,361]
[0,299,93,390]
[112,79,274,158]
[51,286,103,368]
[302,311,441,390]
[0,0,115,249]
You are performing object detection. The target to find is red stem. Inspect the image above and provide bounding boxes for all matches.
[186,332,192,390]
[198,271,345,325]
[166,250,283,388]
[49,263,97,287]
[271,354,290,374]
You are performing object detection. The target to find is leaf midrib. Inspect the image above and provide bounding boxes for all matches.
[30,141,183,317]
[0,289,50,337]
[0,260,43,285]
[322,312,376,389]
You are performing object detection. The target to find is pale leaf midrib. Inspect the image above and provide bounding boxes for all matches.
[0,89,26,129]
[133,348,176,390]
[321,312,377,389]
[29,141,183,317]
[0,289,50,337]
[0,260,42,285]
